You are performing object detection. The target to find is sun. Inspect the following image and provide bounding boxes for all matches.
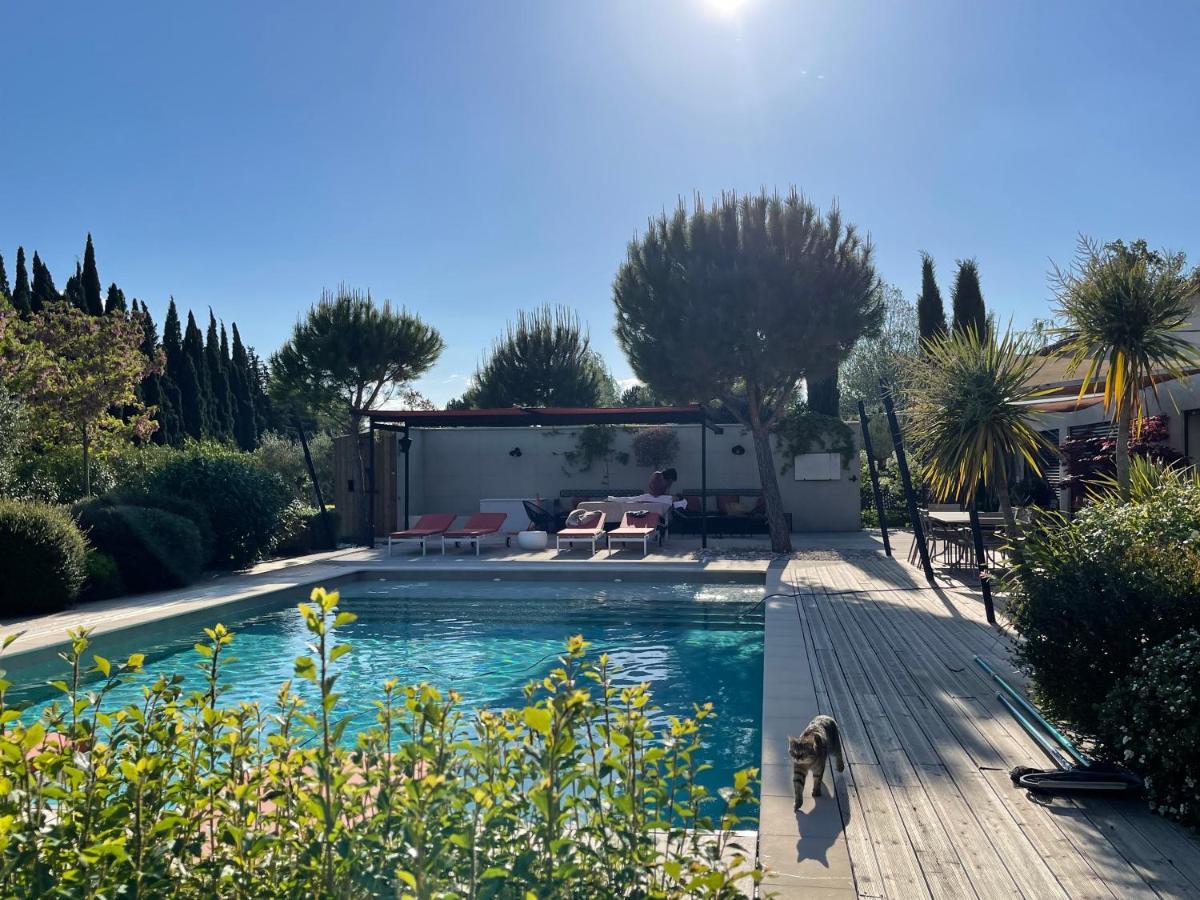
[705,0,751,19]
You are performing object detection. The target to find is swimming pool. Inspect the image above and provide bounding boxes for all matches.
[12,577,764,795]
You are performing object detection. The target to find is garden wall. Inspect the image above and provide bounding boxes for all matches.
[334,422,862,537]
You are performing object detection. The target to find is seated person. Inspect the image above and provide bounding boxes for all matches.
[647,468,677,498]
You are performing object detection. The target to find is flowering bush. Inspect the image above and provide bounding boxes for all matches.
[1101,631,1200,828]
[0,588,760,896]
[632,426,681,469]
[1006,480,1200,733]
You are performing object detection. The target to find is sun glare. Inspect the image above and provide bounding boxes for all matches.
[705,0,750,19]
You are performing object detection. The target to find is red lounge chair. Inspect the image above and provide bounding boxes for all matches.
[441,512,509,556]
[387,513,457,556]
[556,510,606,555]
[607,511,661,556]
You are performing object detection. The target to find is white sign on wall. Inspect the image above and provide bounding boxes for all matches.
[794,452,841,481]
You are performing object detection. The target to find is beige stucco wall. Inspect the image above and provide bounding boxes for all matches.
[380,423,861,532]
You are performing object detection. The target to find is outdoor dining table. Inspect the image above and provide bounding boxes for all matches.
[926,510,1007,527]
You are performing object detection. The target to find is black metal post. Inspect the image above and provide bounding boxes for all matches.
[700,413,708,549]
[295,417,336,549]
[400,425,411,530]
[366,420,376,548]
[880,382,936,584]
[967,498,996,624]
[858,401,891,557]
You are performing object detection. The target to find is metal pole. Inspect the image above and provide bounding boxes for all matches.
[967,498,996,624]
[857,401,891,557]
[366,420,376,548]
[402,424,411,530]
[295,416,335,549]
[880,381,936,584]
[701,414,708,550]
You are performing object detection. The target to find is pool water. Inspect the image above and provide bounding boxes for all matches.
[14,579,764,794]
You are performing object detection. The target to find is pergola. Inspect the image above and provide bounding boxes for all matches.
[359,405,725,547]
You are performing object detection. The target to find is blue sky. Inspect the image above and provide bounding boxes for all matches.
[4,0,1198,404]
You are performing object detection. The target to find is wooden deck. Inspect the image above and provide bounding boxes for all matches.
[763,554,1200,899]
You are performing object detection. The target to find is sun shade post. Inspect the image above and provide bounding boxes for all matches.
[295,416,336,550]
[968,498,996,624]
[399,424,412,531]
[701,409,708,549]
[858,400,891,557]
[366,418,376,548]
[880,381,936,584]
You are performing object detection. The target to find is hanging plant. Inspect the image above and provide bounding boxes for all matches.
[773,402,856,473]
[563,424,617,473]
[631,426,680,469]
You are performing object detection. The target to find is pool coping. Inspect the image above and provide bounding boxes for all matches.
[0,550,857,897]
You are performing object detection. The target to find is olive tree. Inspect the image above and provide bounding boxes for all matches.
[614,190,881,551]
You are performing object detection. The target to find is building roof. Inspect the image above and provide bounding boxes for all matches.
[358,405,719,429]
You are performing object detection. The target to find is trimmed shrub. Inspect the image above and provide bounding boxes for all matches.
[113,489,215,565]
[74,502,204,593]
[1101,631,1200,828]
[274,502,341,557]
[139,447,290,568]
[1006,481,1200,733]
[0,596,760,896]
[0,499,87,614]
[80,550,124,602]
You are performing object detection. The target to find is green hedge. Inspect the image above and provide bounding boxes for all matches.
[1006,481,1200,733]
[0,590,760,896]
[0,499,87,615]
[113,489,215,566]
[74,502,204,593]
[80,550,124,603]
[274,502,341,557]
[138,447,290,569]
[1101,631,1200,828]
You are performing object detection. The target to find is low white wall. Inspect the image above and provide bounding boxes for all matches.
[392,423,861,532]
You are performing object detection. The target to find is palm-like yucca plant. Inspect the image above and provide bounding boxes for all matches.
[1051,238,1199,501]
[901,325,1052,535]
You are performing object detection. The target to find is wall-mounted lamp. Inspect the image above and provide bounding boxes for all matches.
[398,436,413,453]
[731,444,746,456]
[509,447,523,458]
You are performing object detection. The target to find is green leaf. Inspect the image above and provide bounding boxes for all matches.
[93,655,111,678]
[332,612,357,628]
[523,707,551,736]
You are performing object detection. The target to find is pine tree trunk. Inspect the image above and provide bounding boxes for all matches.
[748,408,792,554]
[1115,401,1131,503]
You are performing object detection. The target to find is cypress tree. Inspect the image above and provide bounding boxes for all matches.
[951,258,988,337]
[163,298,184,377]
[105,283,127,315]
[135,302,182,445]
[0,253,9,301]
[11,248,32,315]
[82,234,103,315]
[229,323,258,450]
[916,252,947,343]
[30,252,60,311]
[205,311,234,439]
[64,263,87,312]
[182,311,213,434]
[177,355,205,441]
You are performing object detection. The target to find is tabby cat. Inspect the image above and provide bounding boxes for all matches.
[788,715,844,805]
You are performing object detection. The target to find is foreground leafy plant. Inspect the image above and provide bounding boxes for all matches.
[0,587,760,897]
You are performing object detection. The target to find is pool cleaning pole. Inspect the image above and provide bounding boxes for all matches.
[974,656,1090,767]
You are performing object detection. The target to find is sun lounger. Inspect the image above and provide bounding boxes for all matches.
[441,512,509,556]
[606,511,661,556]
[387,513,456,556]
[556,509,606,554]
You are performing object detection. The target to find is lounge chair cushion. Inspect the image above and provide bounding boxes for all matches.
[564,509,603,529]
